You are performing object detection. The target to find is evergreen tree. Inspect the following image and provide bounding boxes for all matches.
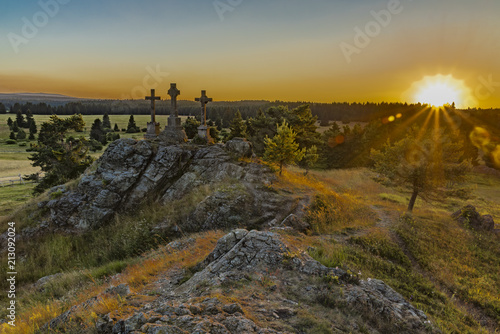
[29,132,35,140]
[12,122,19,132]
[7,117,13,129]
[29,119,37,135]
[248,105,320,155]
[25,109,34,129]
[126,115,139,133]
[302,145,319,175]
[0,103,6,114]
[114,123,120,132]
[264,121,305,175]
[90,119,107,145]
[102,112,112,129]
[9,131,16,140]
[371,130,471,212]
[16,110,26,128]
[16,129,26,140]
[228,110,247,140]
[28,115,93,194]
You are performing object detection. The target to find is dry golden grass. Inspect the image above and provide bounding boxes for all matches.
[0,160,39,179]
[0,230,224,333]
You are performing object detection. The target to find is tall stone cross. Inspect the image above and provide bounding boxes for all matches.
[145,89,161,138]
[168,83,181,117]
[195,90,212,126]
[145,89,161,124]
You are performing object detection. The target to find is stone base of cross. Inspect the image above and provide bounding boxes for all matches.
[167,115,182,128]
[197,125,213,144]
[145,122,161,139]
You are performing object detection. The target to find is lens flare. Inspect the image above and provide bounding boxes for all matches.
[403,74,474,108]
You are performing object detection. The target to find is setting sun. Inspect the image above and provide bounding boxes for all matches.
[404,75,473,108]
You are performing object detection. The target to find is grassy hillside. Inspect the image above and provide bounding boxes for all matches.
[0,166,498,333]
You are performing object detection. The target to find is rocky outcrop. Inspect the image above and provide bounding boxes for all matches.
[97,297,285,334]
[36,139,301,233]
[41,230,434,333]
[452,205,496,231]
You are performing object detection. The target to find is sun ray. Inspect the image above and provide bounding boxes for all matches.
[403,74,474,108]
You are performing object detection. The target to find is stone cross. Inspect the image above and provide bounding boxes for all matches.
[145,89,161,124]
[195,90,212,126]
[168,83,181,117]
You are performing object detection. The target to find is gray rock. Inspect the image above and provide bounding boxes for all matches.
[344,278,429,329]
[38,139,295,233]
[225,138,253,158]
[105,284,131,297]
[452,205,495,231]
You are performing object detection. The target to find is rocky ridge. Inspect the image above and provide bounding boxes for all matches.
[41,230,434,333]
[30,138,304,235]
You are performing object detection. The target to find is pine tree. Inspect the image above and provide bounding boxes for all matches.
[28,114,93,194]
[371,130,471,212]
[102,112,111,129]
[228,110,247,140]
[12,122,19,132]
[16,129,26,140]
[264,121,305,175]
[0,103,6,114]
[9,131,16,140]
[90,119,107,145]
[126,115,139,133]
[114,123,119,132]
[25,109,34,129]
[7,117,13,129]
[16,110,26,128]
[29,119,37,135]
[303,145,319,175]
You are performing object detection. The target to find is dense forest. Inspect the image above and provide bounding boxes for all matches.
[1,100,499,129]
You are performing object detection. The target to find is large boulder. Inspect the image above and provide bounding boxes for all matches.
[34,139,298,233]
[451,205,495,231]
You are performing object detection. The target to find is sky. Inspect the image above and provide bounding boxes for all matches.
[1,0,499,107]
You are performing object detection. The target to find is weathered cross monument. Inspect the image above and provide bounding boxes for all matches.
[145,89,161,139]
[195,90,213,142]
[158,83,188,144]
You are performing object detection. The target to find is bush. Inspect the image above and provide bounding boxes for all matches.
[89,139,104,152]
[141,128,147,133]
[106,133,120,142]
[126,127,140,134]
[192,135,207,145]
[6,139,16,145]
[19,142,27,147]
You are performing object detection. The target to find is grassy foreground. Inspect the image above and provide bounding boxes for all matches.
[0,164,499,333]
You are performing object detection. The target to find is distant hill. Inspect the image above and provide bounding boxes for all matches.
[0,92,89,107]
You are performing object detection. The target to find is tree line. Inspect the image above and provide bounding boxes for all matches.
[3,100,499,129]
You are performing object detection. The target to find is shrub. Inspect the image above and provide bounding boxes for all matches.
[6,139,16,145]
[89,139,104,152]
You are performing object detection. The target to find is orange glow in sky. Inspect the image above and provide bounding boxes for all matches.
[0,0,499,107]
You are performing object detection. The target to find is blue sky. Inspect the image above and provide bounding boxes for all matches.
[1,0,499,107]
